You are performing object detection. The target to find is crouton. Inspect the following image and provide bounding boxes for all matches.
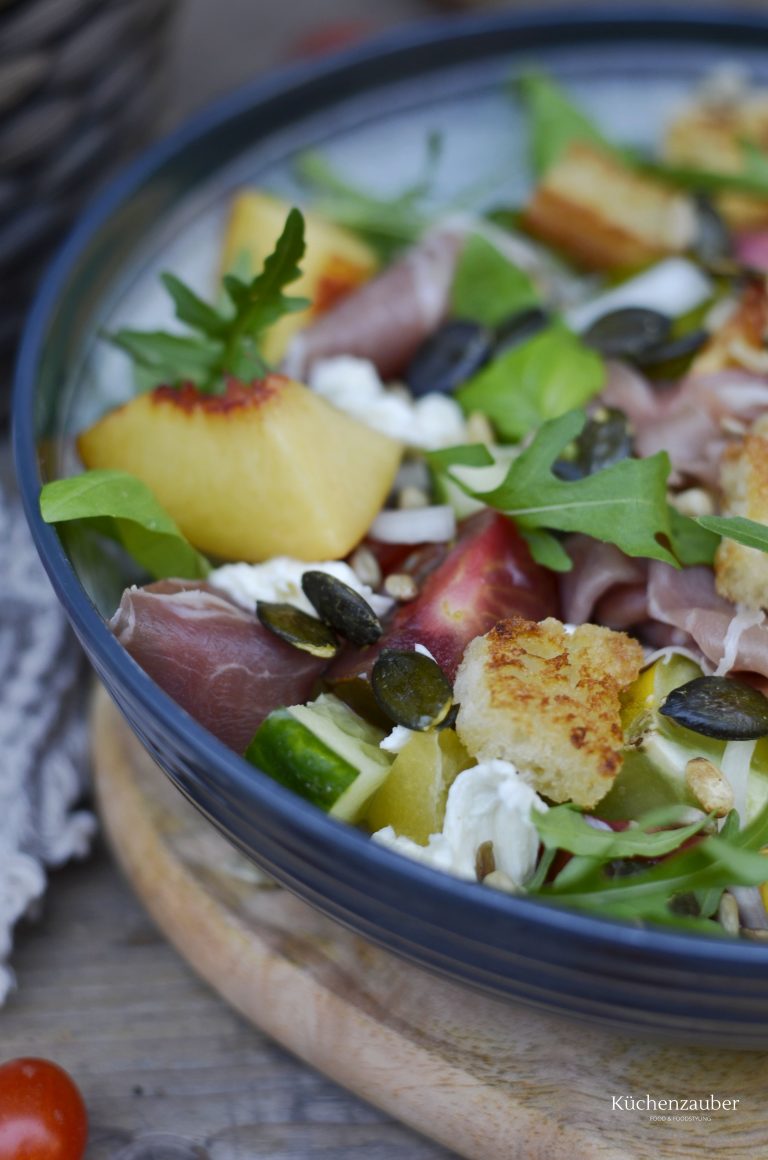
[692,277,768,376]
[454,616,644,809]
[520,142,697,271]
[715,414,768,610]
[664,95,768,229]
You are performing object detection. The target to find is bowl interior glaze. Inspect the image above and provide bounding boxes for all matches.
[14,9,768,1046]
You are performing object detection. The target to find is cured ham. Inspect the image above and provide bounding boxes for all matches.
[601,360,768,487]
[647,562,768,678]
[111,580,327,752]
[560,535,647,626]
[282,229,463,381]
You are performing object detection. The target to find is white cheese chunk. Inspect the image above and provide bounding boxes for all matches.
[372,759,546,886]
[309,355,468,450]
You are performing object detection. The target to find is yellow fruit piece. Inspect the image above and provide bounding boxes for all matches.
[77,377,402,562]
[221,191,378,363]
[365,729,472,845]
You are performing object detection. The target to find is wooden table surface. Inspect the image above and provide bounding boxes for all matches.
[2,838,453,1158]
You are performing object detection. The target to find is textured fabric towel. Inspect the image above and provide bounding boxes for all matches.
[0,469,94,1003]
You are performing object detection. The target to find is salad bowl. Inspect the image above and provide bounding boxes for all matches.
[14,7,768,1046]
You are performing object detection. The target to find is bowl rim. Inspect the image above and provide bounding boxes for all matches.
[14,3,768,972]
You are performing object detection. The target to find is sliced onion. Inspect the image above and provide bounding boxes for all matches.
[565,258,712,334]
[369,504,456,544]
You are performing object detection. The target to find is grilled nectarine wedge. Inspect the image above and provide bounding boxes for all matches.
[77,377,402,562]
[221,191,378,363]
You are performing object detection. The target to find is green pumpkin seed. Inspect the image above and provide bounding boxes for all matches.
[660,676,768,741]
[371,649,453,732]
[257,601,339,658]
[301,571,383,646]
[555,407,632,481]
[583,307,672,360]
[633,328,708,371]
[694,196,736,273]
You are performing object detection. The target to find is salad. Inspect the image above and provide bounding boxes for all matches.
[40,68,768,937]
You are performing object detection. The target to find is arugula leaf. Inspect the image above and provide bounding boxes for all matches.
[160,273,230,337]
[697,514,768,555]
[668,506,720,567]
[520,529,574,573]
[530,802,768,928]
[110,207,308,394]
[451,233,539,327]
[536,805,710,861]
[109,330,225,391]
[456,323,605,442]
[221,207,308,380]
[639,140,768,200]
[295,142,438,259]
[438,410,677,567]
[40,470,211,580]
[517,69,611,176]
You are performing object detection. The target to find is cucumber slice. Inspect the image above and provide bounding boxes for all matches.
[246,694,392,822]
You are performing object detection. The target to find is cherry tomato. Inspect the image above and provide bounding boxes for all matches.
[0,1058,87,1160]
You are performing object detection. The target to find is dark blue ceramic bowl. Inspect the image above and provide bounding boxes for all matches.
[14,8,768,1046]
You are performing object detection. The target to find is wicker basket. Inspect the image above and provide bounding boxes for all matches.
[0,0,177,407]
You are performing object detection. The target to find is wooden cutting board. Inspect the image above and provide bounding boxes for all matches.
[91,685,768,1160]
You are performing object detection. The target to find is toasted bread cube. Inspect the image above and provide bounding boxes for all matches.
[715,415,768,610]
[664,96,768,229]
[520,142,697,271]
[454,617,644,809]
[692,278,768,376]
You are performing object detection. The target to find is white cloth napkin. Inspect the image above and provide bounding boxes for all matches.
[0,467,94,1002]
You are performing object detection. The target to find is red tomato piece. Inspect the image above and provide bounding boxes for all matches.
[0,1058,87,1160]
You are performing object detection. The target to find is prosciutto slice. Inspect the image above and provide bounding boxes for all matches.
[111,580,327,752]
[283,229,463,381]
[560,535,648,626]
[601,361,768,487]
[647,563,768,678]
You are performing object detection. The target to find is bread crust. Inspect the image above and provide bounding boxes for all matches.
[454,616,644,809]
[521,143,696,271]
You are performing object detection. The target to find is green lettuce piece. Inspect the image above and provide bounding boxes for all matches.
[451,233,539,327]
[455,323,605,442]
[40,469,211,580]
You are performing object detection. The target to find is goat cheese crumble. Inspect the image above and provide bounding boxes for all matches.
[372,759,547,886]
[309,355,468,450]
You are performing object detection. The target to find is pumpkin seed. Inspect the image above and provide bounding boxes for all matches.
[554,407,632,481]
[475,840,496,881]
[405,319,493,397]
[583,307,672,360]
[493,305,551,355]
[300,571,382,647]
[659,676,768,740]
[694,196,735,273]
[371,649,454,732]
[633,328,708,370]
[257,601,339,658]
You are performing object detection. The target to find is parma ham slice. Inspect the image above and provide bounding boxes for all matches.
[111,580,327,752]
